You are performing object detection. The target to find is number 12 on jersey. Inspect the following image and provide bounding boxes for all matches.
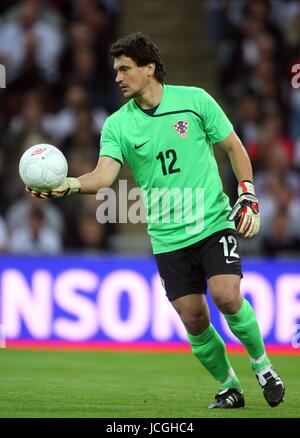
[156,149,181,176]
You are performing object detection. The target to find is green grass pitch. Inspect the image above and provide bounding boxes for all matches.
[0,350,299,418]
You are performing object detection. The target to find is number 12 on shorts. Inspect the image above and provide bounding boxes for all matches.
[219,235,240,260]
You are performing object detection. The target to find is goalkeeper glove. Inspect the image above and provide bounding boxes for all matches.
[26,177,81,199]
[227,180,260,238]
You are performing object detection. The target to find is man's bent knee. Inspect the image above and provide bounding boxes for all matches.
[208,275,243,315]
[216,295,243,315]
[171,293,210,335]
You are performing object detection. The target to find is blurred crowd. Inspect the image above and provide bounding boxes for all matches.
[207,0,300,257]
[0,0,119,254]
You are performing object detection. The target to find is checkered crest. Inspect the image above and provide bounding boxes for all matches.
[174,120,189,138]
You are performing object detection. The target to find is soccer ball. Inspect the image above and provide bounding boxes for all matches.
[19,144,68,191]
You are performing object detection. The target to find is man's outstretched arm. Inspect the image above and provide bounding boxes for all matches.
[27,156,121,199]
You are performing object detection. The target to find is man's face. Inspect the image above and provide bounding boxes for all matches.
[113,55,154,99]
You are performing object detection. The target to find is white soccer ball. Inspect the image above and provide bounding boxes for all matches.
[19,144,68,191]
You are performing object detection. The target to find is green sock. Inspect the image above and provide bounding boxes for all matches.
[249,353,270,373]
[224,299,270,372]
[187,324,241,390]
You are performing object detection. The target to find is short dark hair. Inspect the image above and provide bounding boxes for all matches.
[110,32,166,83]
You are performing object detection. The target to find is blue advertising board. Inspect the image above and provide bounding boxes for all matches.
[0,256,299,349]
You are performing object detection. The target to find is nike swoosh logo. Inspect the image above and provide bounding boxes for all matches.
[134,141,149,149]
[225,259,239,264]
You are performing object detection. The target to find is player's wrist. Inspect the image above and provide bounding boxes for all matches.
[238,180,255,197]
[66,177,81,194]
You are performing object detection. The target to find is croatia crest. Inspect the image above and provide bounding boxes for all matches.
[174,120,189,138]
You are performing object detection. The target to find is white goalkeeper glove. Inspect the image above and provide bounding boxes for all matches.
[26,177,81,199]
[227,180,260,238]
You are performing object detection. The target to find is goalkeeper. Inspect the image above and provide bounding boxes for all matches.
[27,32,285,409]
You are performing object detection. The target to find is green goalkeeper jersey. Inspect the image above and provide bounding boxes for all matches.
[100,85,235,254]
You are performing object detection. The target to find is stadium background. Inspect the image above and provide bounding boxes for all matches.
[0,0,299,418]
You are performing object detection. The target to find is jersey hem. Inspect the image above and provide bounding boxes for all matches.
[214,128,234,144]
[151,222,236,255]
[99,154,124,166]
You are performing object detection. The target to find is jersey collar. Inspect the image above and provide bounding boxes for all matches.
[132,84,168,117]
